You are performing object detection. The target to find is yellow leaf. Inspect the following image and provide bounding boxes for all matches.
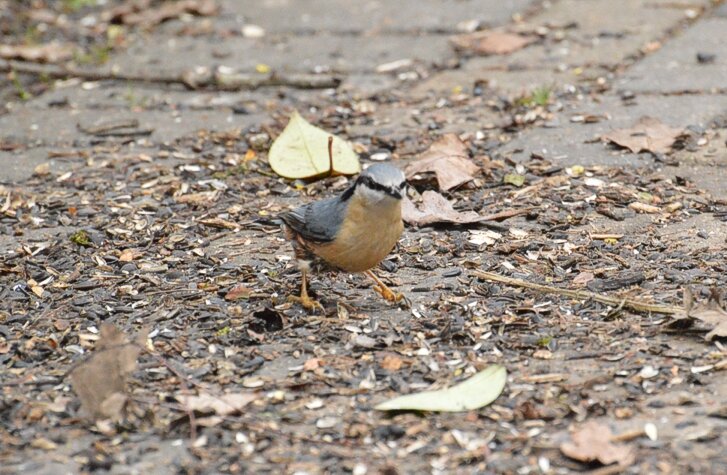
[268,110,360,179]
[375,365,506,412]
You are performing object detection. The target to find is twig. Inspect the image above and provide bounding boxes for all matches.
[479,207,535,222]
[145,351,199,441]
[327,136,334,176]
[472,270,681,315]
[0,59,341,91]
[610,428,645,443]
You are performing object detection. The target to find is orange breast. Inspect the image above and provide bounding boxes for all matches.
[311,197,403,273]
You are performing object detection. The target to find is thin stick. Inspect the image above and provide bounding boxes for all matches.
[145,351,200,441]
[472,270,681,315]
[327,136,334,176]
[0,59,341,91]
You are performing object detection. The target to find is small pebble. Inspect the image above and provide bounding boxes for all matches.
[696,52,716,64]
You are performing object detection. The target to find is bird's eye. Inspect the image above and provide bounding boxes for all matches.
[398,180,407,189]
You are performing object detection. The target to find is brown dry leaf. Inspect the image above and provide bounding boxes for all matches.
[405,134,479,191]
[602,117,684,154]
[199,217,239,229]
[450,30,535,55]
[560,420,635,465]
[402,191,482,226]
[175,191,219,204]
[225,284,252,301]
[119,248,142,262]
[303,358,321,371]
[69,323,142,421]
[380,354,404,371]
[572,272,595,287]
[176,392,257,416]
[0,42,74,63]
[108,0,218,27]
[676,288,727,341]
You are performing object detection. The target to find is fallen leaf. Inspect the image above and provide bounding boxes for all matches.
[0,42,74,63]
[628,202,661,214]
[450,30,535,55]
[176,392,257,416]
[402,191,482,226]
[380,354,404,371]
[225,284,252,301]
[119,248,141,262]
[69,324,143,421]
[269,110,360,179]
[602,117,684,154]
[468,230,502,246]
[560,420,635,466]
[375,365,506,412]
[573,272,595,287]
[503,173,525,187]
[673,288,727,341]
[405,134,479,191]
[107,0,218,27]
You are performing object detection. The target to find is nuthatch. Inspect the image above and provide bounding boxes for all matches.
[280,163,407,310]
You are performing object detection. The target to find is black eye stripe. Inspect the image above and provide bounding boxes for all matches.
[357,175,402,198]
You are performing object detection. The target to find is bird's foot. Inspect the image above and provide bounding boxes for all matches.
[372,284,406,305]
[288,294,324,312]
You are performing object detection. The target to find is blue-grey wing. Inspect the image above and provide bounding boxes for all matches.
[280,197,346,243]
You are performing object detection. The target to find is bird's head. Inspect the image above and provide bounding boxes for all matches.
[343,163,406,205]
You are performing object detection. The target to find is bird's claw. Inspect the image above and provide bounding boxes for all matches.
[288,294,324,312]
[373,284,407,305]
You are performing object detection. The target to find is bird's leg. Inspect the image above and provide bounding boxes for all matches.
[365,270,405,304]
[288,269,323,311]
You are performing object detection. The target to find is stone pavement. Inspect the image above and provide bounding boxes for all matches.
[2,0,727,473]
[3,0,726,191]
[4,0,726,245]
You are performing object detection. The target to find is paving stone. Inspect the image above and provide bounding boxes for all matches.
[220,0,535,34]
[112,33,454,75]
[499,94,727,166]
[618,18,727,93]
[411,66,588,98]
[0,106,263,146]
[19,82,313,113]
[670,163,727,200]
[0,147,80,184]
[466,0,703,71]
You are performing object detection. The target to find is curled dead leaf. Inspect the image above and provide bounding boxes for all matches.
[402,191,482,226]
[450,30,535,55]
[69,324,143,421]
[405,134,479,191]
[672,288,727,341]
[602,117,684,155]
[560,420,635,466]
